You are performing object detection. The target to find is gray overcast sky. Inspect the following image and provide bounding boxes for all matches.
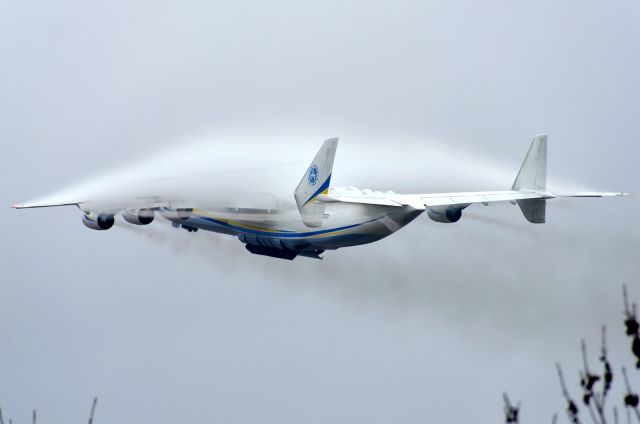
[1,0,639,422]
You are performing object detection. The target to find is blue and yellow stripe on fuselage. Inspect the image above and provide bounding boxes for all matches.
[163,206,394,249]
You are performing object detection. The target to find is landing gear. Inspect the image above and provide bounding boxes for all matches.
[171,221,198,232]
[243,244,325,260]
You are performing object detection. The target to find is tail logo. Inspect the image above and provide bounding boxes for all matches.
[308,164,319,186]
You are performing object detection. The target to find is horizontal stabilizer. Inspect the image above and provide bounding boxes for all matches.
[517,198,546,223]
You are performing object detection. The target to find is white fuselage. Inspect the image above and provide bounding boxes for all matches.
[160,199,424,252]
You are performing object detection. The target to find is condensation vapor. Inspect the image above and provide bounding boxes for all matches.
[25,130,577,208]
[27,130,638,349]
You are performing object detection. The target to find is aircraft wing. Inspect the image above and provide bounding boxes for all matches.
[416,190,547,207]
[320,189,628,209]
[320,189,550,208]
[319,188,628,224]
[11,201,81,209]
[11,196,177,211]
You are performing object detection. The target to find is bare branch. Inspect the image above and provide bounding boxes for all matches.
[588,403,602,424]
[503,393,520,423]
[624,286,639,338]
[580,339,605,424]
[601,326,614,403]
[624,286,631,317]
[557,362,582,424]
[633,336,640,370]
[621,367,640,423]
[581,340,601,400]
[88,397,97,424]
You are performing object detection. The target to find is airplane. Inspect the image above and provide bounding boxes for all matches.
[12,135,629,260]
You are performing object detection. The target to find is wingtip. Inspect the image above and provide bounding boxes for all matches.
[10,204,21,209]
[604,192,631,197]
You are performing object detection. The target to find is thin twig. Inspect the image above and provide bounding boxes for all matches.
[588,402,602,424]
[88,397,97,424]
[621,367,640,423]
[581,339,605,424]
[557,362,582,424]
[601,326,612,393]
[624,286,631,316]
[601,326,614,408]
[503,392,519,423]
[624,286,639,338]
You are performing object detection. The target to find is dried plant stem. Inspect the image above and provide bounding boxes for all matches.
[88,397,98,424]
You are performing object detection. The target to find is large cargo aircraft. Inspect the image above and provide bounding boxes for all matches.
[12,136,628,260]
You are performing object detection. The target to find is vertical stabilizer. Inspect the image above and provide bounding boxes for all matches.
[512,135,547,191]
[513,135,548,223]
[294,138,338,227]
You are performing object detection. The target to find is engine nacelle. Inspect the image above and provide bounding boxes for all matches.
[122,208,154,225]
[82,212,115,230]
[427,206,464,223]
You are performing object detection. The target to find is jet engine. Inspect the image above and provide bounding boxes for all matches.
[82,212,115,230]
[426,205,466,223]
[122,208,155,225]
